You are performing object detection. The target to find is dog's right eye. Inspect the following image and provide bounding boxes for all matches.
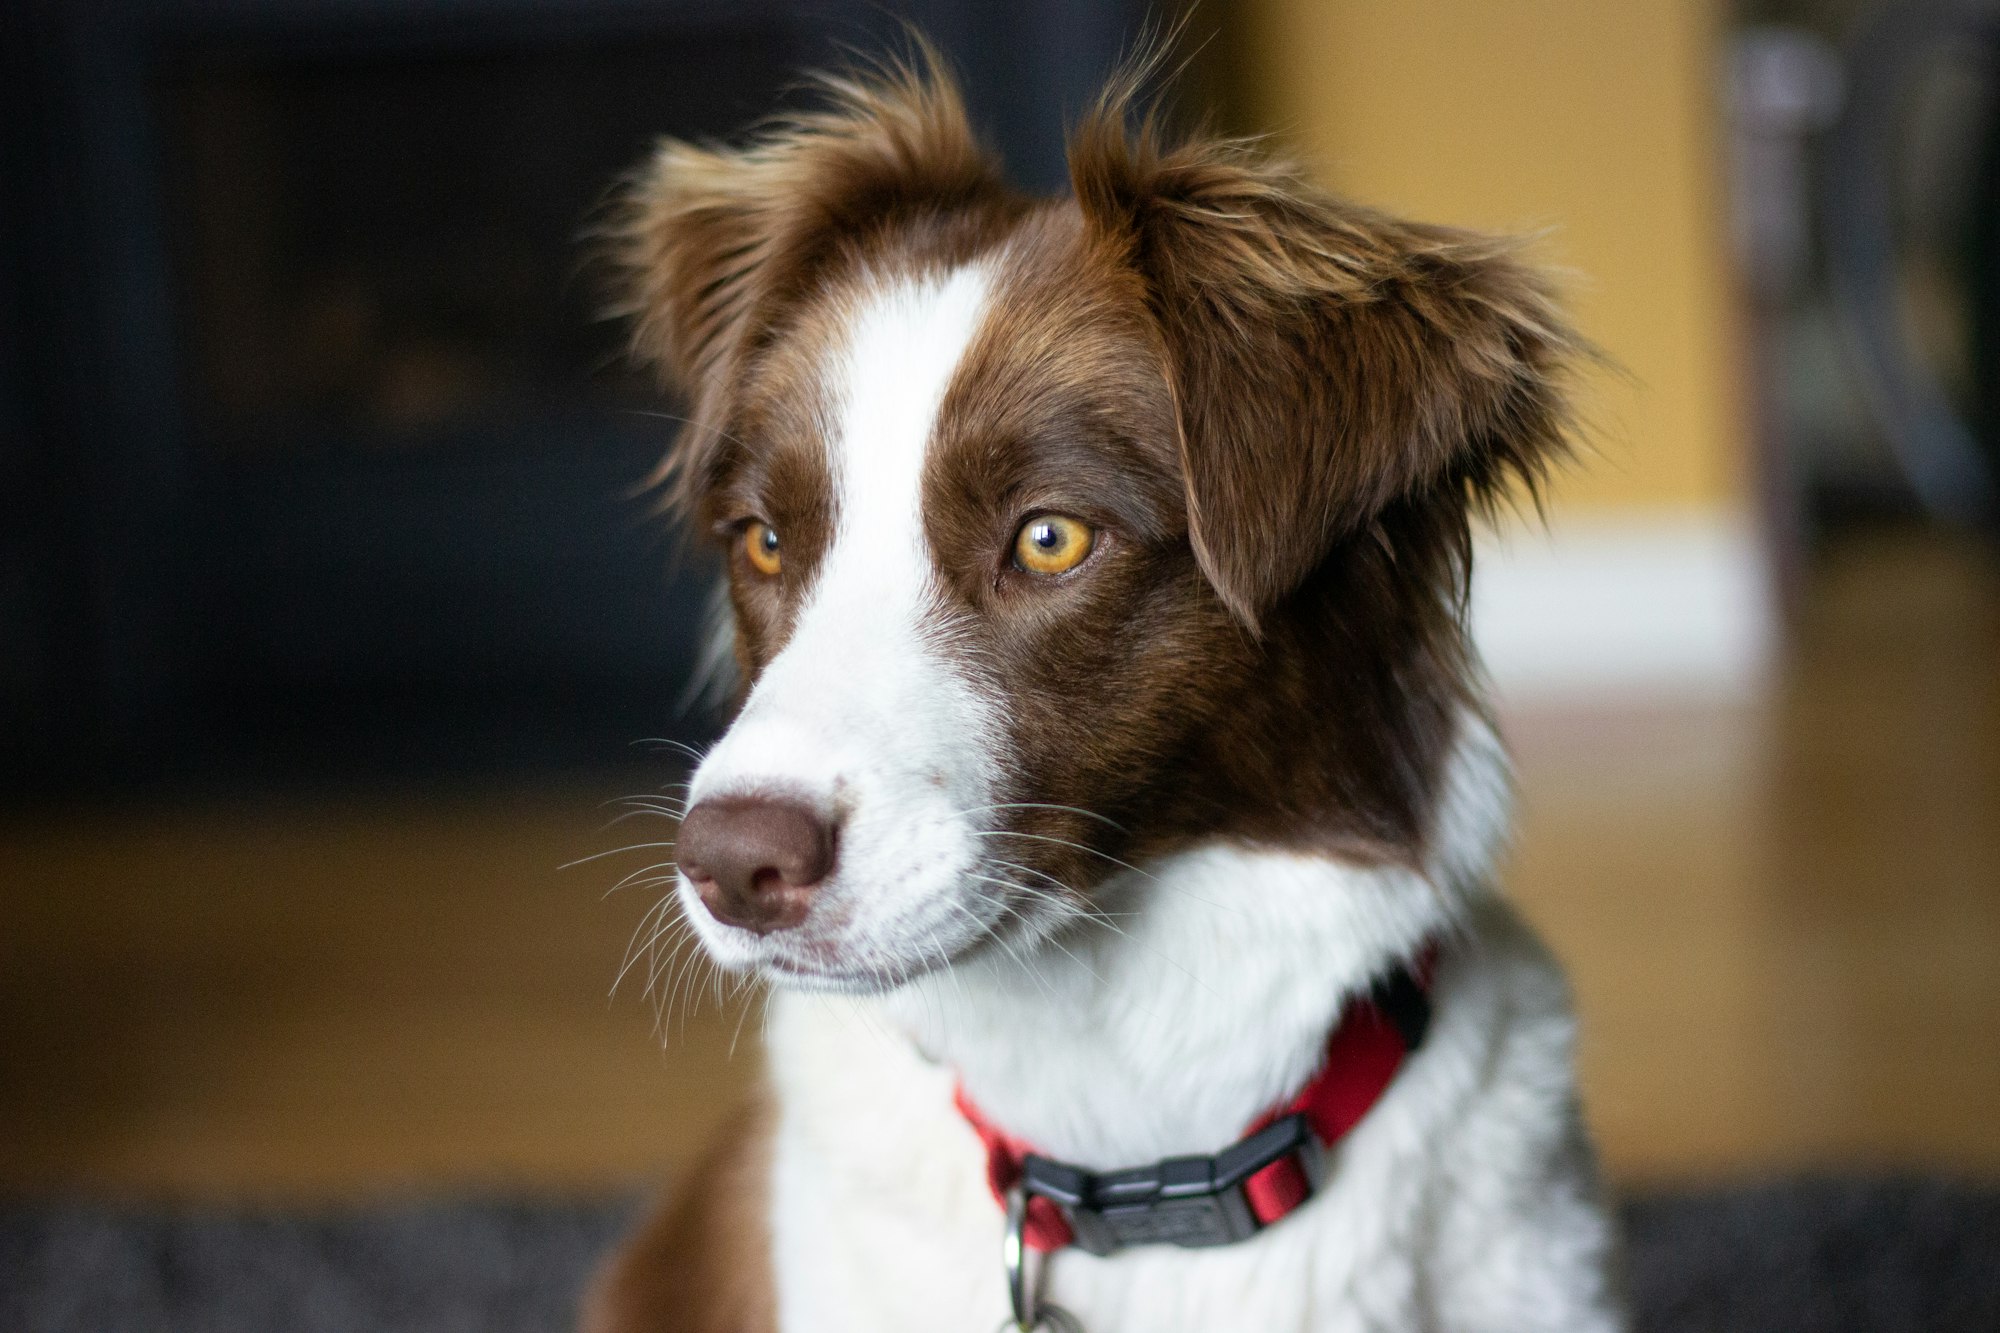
[743,521,782,577]
[1012,514,1094,576]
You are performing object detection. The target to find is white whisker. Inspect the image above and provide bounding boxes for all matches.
[560,841,678,871]
[970,829,1157,881]
[951,801,1128,832]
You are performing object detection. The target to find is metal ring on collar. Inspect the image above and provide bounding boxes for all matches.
[1000,1187,1085,1333]
[1004,1185,1036,1330]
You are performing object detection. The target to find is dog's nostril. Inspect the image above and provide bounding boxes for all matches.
[678,796,836,935]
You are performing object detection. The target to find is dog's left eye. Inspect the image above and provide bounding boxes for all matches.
[743,520,782,577]
[1012,514,1094,576]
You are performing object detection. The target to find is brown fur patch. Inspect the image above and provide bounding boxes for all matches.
[1065,85,1578,631]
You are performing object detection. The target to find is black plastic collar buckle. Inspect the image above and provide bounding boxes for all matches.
[1017,1112,1325,1256]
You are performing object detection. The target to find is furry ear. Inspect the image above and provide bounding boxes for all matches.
[1068,98,1581,630]
[609,50,1009,506]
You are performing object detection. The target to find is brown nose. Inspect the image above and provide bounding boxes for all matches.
[678,796,836,934]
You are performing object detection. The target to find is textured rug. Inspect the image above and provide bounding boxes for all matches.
[3,1178,1998,1332]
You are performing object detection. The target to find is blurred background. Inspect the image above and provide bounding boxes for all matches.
[1,0,1996,1314]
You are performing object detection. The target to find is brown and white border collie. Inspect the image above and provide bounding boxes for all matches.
[582,52,1625,1333]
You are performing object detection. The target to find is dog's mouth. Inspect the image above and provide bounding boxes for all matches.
[713,928,980,996]
[755,951,937,993]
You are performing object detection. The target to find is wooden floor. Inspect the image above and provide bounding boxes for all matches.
[2,530,1996,1199]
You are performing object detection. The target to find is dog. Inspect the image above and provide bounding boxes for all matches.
[582,52,1626,1333]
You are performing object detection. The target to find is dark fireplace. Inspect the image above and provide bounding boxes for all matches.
[0,0,1146,796]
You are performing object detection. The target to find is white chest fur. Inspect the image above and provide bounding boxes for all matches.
[758,723,1626,1333]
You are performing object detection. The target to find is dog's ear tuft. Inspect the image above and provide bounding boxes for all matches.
[608,45,1007,508]
[1069,84,1582,631]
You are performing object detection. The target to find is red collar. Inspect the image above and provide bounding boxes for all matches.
[954,946,1437,1255]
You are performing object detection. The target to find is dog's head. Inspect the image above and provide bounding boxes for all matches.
[614,59,1577,990]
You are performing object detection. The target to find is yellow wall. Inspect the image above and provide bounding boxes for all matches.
[1234,0,1747,513]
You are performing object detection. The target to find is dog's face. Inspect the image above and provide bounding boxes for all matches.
[615,65,1575,991]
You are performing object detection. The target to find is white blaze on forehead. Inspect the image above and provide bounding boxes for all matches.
[824,263,994,593]
[706,259,996,757]
[683,262,1004,976]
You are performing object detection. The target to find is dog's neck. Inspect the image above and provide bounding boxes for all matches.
[859,712,1512,1167]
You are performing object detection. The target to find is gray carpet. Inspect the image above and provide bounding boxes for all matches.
[2,1179,1997,1331]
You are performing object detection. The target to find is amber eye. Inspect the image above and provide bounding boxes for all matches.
[743,520,782,577]
[1012,514,1094,576]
